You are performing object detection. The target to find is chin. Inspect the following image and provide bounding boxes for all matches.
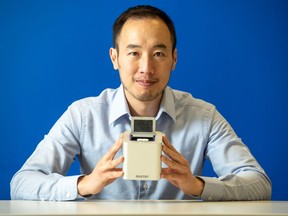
[136,91,163,102]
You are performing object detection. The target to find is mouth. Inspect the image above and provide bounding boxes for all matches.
[136,79,157,87]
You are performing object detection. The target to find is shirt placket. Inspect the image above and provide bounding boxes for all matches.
[139,181,151,199]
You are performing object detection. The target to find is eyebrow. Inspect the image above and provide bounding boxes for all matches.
[126,43,167,49]
[126,44,141,49]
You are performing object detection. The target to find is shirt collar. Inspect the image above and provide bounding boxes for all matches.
[109,85,176,125]
[156,86,176,123]
[109,85,130,125]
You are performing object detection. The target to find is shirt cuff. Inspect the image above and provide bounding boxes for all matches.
[198,176,224,201]
[57,175,83,200]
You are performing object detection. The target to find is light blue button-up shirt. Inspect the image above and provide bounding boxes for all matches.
[10,85,271,201]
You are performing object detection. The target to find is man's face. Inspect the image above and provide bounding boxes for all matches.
[110,18,177,103]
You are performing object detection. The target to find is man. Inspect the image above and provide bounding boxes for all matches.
[11,5,271,201]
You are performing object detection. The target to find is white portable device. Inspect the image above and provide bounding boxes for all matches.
[123,117,162,180]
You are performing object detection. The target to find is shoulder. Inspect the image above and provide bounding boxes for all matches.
[69,88,118,111]
[169,87,215,112]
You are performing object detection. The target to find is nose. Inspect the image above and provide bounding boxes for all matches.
[139,54,154,74]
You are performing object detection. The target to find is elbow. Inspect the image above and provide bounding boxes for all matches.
[249,172,272,201]
[262,175,272,200]
[10,174,19,200]
[10,171,27,200]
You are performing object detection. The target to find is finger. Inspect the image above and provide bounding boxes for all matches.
[105,170,124,185]
[161,172,180,185]
[108,170,124,179]
[101,169,124,187]
[97,167,124,184]
[99,156,124,174]
[162,135,182,162]
[103,133,124,161]
[161,155,186,175]
[161,168,180,185]
[162,134,177,152]
[113,168,123,172]
[162,144,182,164]
[161,167,176,175]
[161,155,179,170]
[111,155,124,168]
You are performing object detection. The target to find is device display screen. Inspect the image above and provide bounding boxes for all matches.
[134,120,153,133]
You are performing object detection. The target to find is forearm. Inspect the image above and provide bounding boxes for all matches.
[10,171,82,201]
[199,171,271,201]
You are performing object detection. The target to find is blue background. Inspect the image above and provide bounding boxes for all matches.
[1,0,287,200]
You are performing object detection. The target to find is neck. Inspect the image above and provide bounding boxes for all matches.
[125,93,163,117]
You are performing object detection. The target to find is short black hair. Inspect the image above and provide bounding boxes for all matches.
[113,5,177,52]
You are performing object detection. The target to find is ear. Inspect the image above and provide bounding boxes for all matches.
[171,48,177,71]
[109,48,119,70]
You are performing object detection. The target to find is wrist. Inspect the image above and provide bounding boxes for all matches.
[77,175,92,197]
[192,176,205,197]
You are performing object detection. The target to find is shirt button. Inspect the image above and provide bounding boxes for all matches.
[143,182,149,190]
[66,192,71,198]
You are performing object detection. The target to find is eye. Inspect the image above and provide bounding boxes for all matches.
[128,52,140,57]
[154,52,166,57]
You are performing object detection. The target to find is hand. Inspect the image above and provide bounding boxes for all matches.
[77,133,124,197]
[161,134,204,196]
